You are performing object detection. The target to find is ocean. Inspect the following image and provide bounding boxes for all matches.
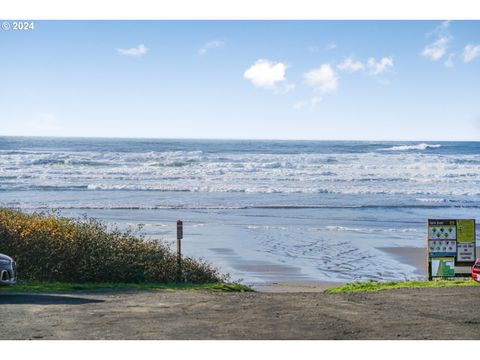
[1,137,479,284]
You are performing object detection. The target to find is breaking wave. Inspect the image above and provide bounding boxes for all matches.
[0,142,479,198]
[380,143,442,151]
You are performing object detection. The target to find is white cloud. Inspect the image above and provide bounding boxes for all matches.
[337,56,394,80]
[367,57,394,76]
[326,43,337,50]
[244,59,288,89]
[422,37,450,61]
[198,40,225,56]
[432,20,451,36]
[463,44,480,63]
[444,53,455,68]
[117,44,148,57]
[304,64,338,94]
[337,57,364,72]
[421,21,451,61]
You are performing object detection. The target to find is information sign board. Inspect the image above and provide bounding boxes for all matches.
[427,219,476,279]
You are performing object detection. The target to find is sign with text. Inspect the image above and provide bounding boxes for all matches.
[428,219,457,257]
[427,219,476,279]
[457,243,475,262]
[456,219,476,262]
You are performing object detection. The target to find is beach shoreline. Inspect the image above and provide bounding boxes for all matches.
[250,244,480,291]
[251,280,343,292]
[379,246,427,278]
[247,246,431,292]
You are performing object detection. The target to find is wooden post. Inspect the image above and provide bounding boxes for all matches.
[427,220,432,281]
[176,220,183,282]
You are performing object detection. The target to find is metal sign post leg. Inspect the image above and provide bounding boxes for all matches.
[177,220,183,282]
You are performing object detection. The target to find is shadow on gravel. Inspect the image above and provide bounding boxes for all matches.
[0,293,104,305]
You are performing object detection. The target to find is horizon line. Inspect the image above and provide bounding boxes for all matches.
[0,134,479,143]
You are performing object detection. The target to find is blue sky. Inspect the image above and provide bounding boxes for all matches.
[0,20,479,140]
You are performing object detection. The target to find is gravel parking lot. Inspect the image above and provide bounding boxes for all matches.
[1,287,480,340]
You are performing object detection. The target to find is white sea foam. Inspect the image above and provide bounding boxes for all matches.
[415,197,448,203]
[309,226,419,233]
[1,148,480,197]
[380,143,442,151]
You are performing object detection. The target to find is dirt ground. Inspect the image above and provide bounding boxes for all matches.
[1,287,480,340]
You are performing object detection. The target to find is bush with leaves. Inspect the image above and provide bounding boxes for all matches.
[0,208,224,283]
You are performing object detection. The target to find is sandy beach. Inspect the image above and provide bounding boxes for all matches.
[380,246,480,280]
[254,245,479,291]
[379,246,427,277]
[253,280,342,292]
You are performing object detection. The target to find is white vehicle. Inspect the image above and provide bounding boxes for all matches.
[0,253,17,285]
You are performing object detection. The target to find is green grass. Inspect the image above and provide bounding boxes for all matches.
[0,280,253,293]
[325,279,480,293]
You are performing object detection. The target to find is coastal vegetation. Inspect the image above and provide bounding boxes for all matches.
[0,208,225,284]
[325,279,480,293]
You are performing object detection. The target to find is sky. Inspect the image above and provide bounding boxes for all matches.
[0,20,479,141]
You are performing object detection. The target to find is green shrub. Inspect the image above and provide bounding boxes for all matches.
[0,208,224,283]
[325,279,480,293]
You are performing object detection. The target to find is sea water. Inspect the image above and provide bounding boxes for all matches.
[1,137,479,284]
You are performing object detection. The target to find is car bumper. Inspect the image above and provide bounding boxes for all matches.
[0,264,17,285]
[472,272,480,282]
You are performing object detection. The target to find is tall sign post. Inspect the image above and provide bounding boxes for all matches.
[427,219,476,280]
[176,220,183,282]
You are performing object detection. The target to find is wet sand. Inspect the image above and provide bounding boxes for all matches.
[254,246,427,292]
[379,246,427,278]
[242,246,428,292]
[211,246,317,285]
[236,246,442,292]
[252,280,342,292]
[250,245,479,291]
[379,246,480,280]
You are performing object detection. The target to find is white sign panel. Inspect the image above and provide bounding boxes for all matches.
[457,243,475,262]
[429,224,456,240]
